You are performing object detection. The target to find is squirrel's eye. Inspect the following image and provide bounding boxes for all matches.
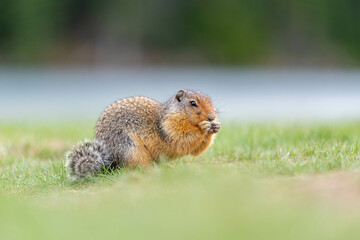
[190,101,198,107]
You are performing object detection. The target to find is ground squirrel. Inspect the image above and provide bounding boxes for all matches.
[66,89,221,179]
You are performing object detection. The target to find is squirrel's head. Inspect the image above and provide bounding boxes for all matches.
[174,89,217,126]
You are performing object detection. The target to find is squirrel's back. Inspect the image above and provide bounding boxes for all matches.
[96,96,161,138]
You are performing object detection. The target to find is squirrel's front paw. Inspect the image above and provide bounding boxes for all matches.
[199,121,211,134]
[199,121,221,134]
[209,122,221,134]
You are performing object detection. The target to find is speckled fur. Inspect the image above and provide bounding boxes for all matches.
[66,90,220,179]
[66,139,111,179]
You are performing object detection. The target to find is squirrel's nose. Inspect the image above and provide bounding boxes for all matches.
[208,112,216,121]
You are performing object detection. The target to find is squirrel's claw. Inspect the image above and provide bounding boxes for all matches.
[199,121,221,134]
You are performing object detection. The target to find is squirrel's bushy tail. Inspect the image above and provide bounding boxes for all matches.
[65,139,111,180]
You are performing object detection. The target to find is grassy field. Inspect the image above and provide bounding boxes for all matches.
[1,121,360,240]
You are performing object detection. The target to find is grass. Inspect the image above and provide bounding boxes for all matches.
[1,121,360,239]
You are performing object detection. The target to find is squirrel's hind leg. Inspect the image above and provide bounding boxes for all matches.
[109,133,151,169]
[124,137,153,168]
[126,147,152,168]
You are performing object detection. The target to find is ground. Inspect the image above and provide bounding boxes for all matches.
[1,121,360,239]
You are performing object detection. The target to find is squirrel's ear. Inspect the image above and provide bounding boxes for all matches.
[176,90,185,102]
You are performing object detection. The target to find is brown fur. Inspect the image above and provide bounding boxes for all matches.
[66,89,220,179]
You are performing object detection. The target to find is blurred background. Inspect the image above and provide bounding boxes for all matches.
[0,0,359,122]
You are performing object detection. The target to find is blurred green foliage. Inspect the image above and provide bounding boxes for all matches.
[0,0,359,64]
